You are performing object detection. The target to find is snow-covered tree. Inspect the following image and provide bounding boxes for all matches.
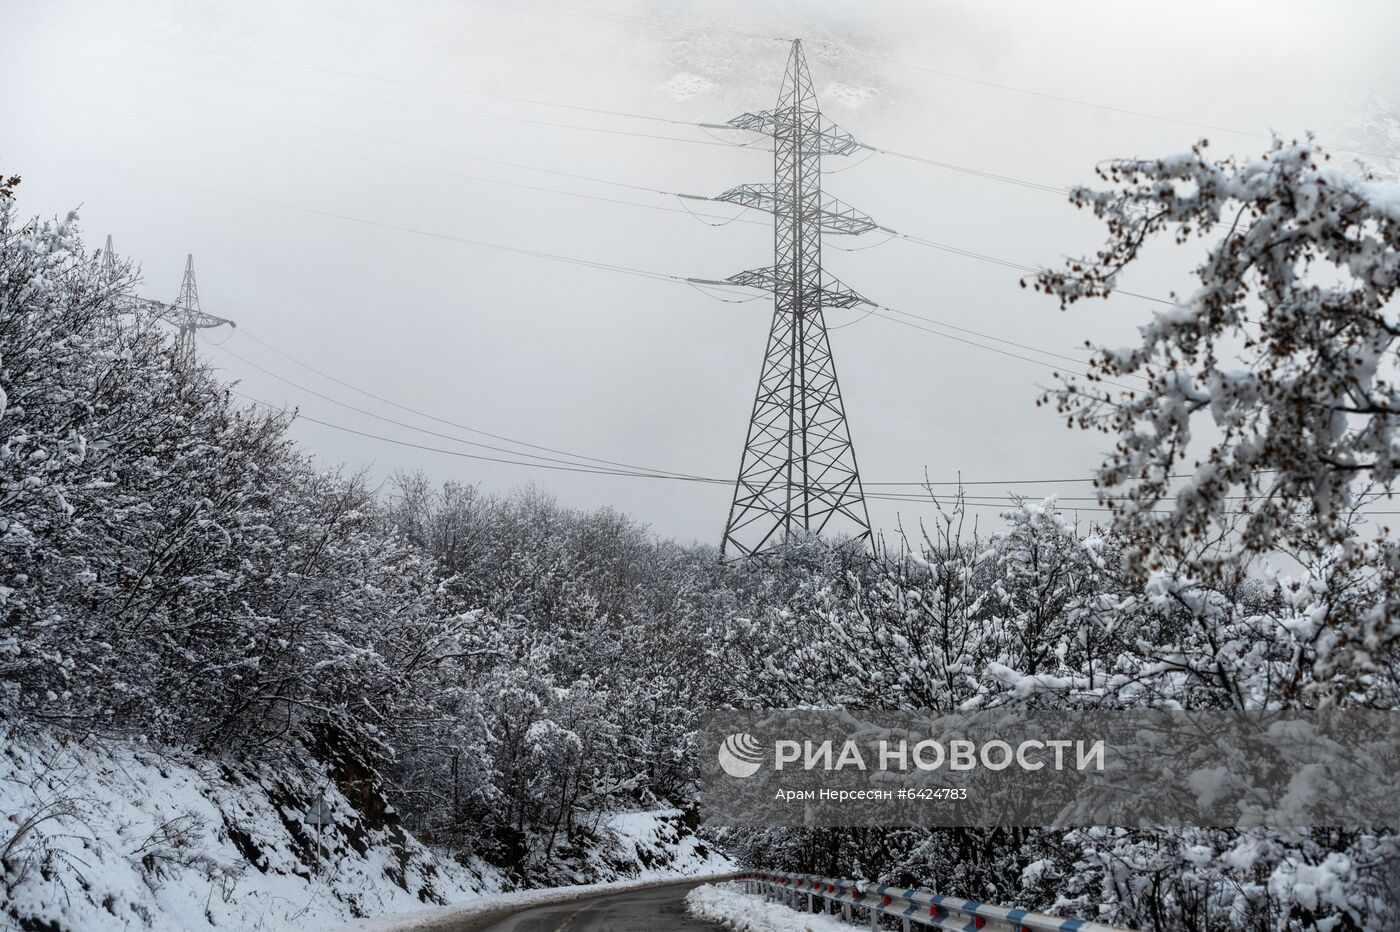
[1035,139,1400,703]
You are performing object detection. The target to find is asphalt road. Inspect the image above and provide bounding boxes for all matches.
[466,880,727,932]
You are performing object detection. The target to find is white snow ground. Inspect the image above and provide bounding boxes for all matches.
[686,882,855,932]
[0,729,732,931]
[1,729,501,931]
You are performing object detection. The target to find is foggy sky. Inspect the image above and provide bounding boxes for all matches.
[3,0,1397,546]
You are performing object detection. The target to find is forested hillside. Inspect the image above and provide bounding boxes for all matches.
[0,188,741,929]
[4,137,1399,932]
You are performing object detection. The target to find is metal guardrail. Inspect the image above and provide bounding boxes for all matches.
[734,870,1132,932]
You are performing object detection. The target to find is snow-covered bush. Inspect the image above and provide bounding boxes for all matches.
[380,477,761,875]
[0,194,454,756]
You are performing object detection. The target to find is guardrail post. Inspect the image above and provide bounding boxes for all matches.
[870,905,879,930]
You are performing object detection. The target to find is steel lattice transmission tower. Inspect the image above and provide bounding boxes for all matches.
[163,254,236,358]
[100,241,236,354]
[99,235,123,335]
[713,39,878,558]
[101,235,117,280]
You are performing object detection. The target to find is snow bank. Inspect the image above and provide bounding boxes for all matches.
[599,808,733,879]
[0,728,735,931]
[0,728,503,931]
[685,882,853,932]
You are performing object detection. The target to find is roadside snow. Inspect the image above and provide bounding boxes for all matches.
[0,729,501,932]
[605,808,734,879]
[686,882,854,932]
[1,728,734,932]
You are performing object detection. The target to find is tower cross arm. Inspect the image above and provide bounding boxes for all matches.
[718,267,873,310]
[180,309,237,330]
[707,110,866,157]
[132,298,236,331]
[711,184,877,235]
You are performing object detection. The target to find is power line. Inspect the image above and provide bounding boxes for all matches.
[864,491,1399,516]
[229,392,1400,516]
[37,75,1181,364]
[867,146,1069,196]
[16,64,722,198]
[3,41,756,151]
[845,50,1398,164]
[873,491,1284,503]
[4,13,702,126]
[7,29,1183,390]
[14,21,1340,214]
[5,146,744,290]
[12,16,1392,528]
[223,331,715,481]
[25,5,1395,173]
[21,49,1106,209]
[230,390,1107,500]
[234,391,727,482]
[214,344,697,477]
[865,308,1138,391]
[221,331,1360,507]
[223,329,1157,491]
[16,144,1142,384]
[268,0,1398,164]
[16,54,1180,323]
[868,225,1173,307]
[13,143,1123,381]
[457,0,1400,165]
[35,68,1152,316]
[26,91,769,227]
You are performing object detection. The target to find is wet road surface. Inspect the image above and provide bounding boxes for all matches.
[468,880,726,932]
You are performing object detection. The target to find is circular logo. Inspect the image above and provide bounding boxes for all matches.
[718,732,763,779]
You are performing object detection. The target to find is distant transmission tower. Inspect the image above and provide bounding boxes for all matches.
[152,254,235,358]
[101,235,117,280]
[99,235,122,335]
[711,39,878,558]
[101,241,235,354]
